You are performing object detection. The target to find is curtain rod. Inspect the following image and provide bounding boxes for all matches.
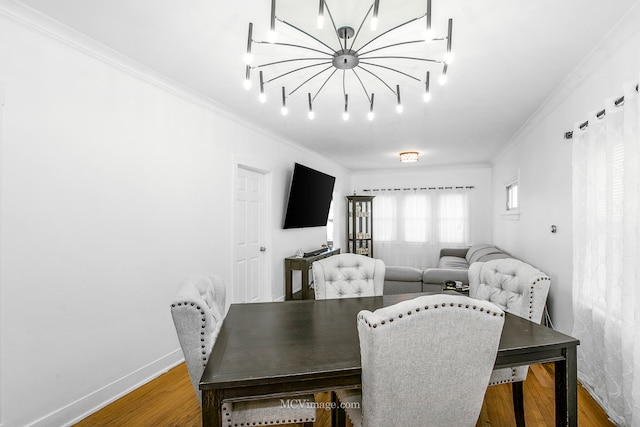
[564,83,639,140]
[362,186,475,192]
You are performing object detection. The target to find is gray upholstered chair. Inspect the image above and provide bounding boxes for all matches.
[469,258,551,427]
[312,253,385,299]
[335,294,505,427]
[170,274,315,427]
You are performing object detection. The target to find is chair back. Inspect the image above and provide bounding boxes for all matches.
[357,294,504,427]
[170,274,226,405]
[468,258,550,323]
[312,253,385,299]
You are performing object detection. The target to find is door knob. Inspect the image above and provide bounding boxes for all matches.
[260,246,267,252]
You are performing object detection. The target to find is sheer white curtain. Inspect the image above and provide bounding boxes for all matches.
[572,77,640,426]
[372,190,470,269]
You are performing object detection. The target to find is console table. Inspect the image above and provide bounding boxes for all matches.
[284,248,340,300]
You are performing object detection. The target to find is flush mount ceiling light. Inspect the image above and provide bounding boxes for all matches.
[244,0,453,120]
[399,151,419,163]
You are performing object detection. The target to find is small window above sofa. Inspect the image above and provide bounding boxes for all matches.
[501,173,520,220]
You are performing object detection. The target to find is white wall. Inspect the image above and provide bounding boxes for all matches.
[491,5,640,334]
[0,4,348,426]
[351,165,493,256]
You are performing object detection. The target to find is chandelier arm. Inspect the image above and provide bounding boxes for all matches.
[342,70,347,98]
[351,68,372,104]
[288,65,334,95]
[355,14,426,53]
[312,68,339,102]
[265,61,333,85]
[359,40,426,56]
[278,18,338,53]
[348,3,375,51]
[359,61,421,83]
[359,55,442,64]
[253,41,334,56]
[356,65,397,96]
[254,57,330,69]
[322,2,346,50]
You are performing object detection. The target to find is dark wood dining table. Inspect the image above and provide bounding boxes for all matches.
[200,293,579,426]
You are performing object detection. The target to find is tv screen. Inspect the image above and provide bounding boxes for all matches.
[283,163,336,229]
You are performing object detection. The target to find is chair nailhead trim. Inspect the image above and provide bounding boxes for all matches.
[362,300,505,328]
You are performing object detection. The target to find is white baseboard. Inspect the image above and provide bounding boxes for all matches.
[27,349,184,427]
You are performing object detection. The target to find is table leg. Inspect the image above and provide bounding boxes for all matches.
[555,346,578,427]
[301,266,309,300]
[202,389,223,427]
[285,260,293,301]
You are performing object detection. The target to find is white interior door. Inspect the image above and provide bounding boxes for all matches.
[234,166,268,303]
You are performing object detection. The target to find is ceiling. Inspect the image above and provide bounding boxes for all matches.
[16,0,637,171]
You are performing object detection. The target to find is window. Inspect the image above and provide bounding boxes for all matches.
[438,193,468,243]
[374,195,397,241]
[506,183,518,210]
[402,194,431,242]
[373,191,469,244]
[502,174,520,220]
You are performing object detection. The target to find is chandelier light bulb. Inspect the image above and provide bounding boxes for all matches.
[439,74,448,85]
[342,112,349,121]
[423,29,434,42]
[268,30,277,43]
[371,0,380,31]
[243,79,252,90]
[444,52,454,64]
[259,93,266,103]
[244,53,253,65]
[395,85,403,114]
[281,106,288,116]
[370,17,378,31]
[423,92,431,103]
[308,111,315,120]
[317,0,324,29]
[367,111,375,121]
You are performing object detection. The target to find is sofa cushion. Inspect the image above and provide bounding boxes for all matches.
[384,280,422,294]
[477,253,511,262]
[467,247,505,264]
[464,244,496,264]
[438,256,469,269]
[422,268,469,285]
[384,266,423,282]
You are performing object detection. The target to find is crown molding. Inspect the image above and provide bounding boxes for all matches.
[0,0,345,172]
[494,1,640,163]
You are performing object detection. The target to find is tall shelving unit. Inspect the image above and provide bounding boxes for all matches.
[346,195,374,257]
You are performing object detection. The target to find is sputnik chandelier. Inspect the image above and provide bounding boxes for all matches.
[243,0,453,121]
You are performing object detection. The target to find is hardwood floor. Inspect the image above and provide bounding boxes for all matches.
[74,362,613,427]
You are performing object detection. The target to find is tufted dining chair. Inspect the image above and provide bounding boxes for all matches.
[312,253,385,299]
[170,274,315,427]
[335,294,505,427]
[468,258,551,427]
[312,253,385,420]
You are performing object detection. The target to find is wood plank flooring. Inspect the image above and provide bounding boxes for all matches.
[74,362,614,427]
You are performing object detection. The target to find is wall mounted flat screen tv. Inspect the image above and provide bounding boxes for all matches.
[283,163,335,229]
